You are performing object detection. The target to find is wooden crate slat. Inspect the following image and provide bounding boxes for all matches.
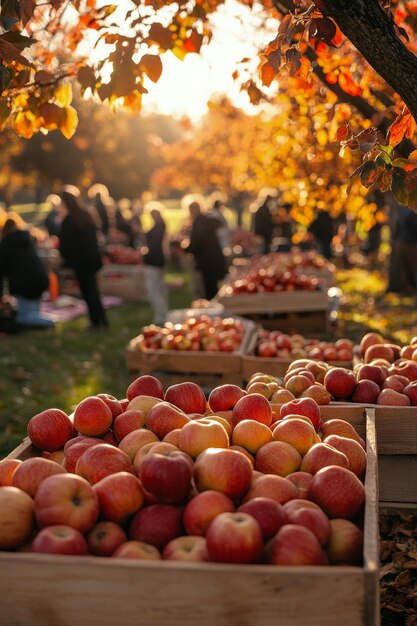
[378,455,417,504]
[216,287,329,315]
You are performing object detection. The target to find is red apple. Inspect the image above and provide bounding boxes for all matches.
[326,518,363,565]
[272,418,316,456]
[96,393,123,418]
[126,375,164,401]
[351,379,380,404]
[300,383,332,405]
[0,459,22,486]
[206,512,263,564]
[282,498,322,517]
[183,490,235,536]
[118,428,159,462]
[390,360,417,381]
[112,540,161,560]
[163,536,209,561]
[376,388,411,406]
[178,419,229,459]
[231,419,272,454]
[64,438,105,473]
[146,402,190,439]
[232,393,273,426]
[237,497,287,540]
[86,520,127,556]
[359,332,384,357]
[403,380,417,405]
[73,396,113,437]
[323,368,357,400]
[113,410,146,442]
[34,473,99,532]
[382,375,409,392]
[139,450,192,504]
[32,525,87,555]
[208,384,247,412]
[266,523,324,565]
[323,435,367,478]
[12,457,67,497]
[193,448,253,500]
[286,471,314,499]
[364,344,395,364]
[0,486,34,549]
[243,473,298,504]
[129,504,183,549]
[93,471,144,523]
[165,381,206,414]
[76,443,133,484]
[300,442,349,474]
[280,397,321,431]
[285,505,331,546]
[255,441,301,476]
[308,466,366,519]
[27,408,73,452]
[320,419,365,448]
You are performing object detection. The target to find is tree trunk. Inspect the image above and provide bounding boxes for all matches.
[321,0,417,123]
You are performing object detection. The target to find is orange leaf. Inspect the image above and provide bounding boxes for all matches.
[148,23,174,50]
[139,54,163,83]
[336,122,349,142]
[338,72,361,97]
[388,107,417,147]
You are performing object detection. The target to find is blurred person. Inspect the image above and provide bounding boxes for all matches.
[115,198,135,247]
[252,188,277,254]
[142,202,168,325]
[87,183,111,238]
[43,194,64,238]
[308,208,335,260]
[208,195,231,251]
[185,195,227,300]
[394,203,417,294]
[59,186,108,329]
[0,217,55,329]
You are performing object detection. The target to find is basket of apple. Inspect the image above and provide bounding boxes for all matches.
[0,375,378,626]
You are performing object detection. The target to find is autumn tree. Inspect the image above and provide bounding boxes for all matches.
[1,1,417,205]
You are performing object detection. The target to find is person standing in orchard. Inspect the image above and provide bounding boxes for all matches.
[142,203,168,326]
[59,186,108,330]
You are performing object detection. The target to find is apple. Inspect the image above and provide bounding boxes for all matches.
[183,490,235,536]
[266,524,324,565]
[118,428,159,462]
[193,448,253,500]
[146,402,190,439]
[324,368,357,400]
[243,473,298,504]
[133,442,183,474]
[359,332,384,357]
[139,450,192,504]
[323,435,367,478]
[232,393,273,426]
[12,457,67,498]
[0,459,22,486]
[178,419,229,459]
[285,374,314,397]
[96,393,123,418]
[286,471,313,499]
[113,410,146,442]
[64,438,105,473]
[257,341,278,358]
[127,395,161,416]
[231,419,272,454]
[308,466,366,519]
[282,498,322,517]
[112,540,162,559]
[270,389,295,403]
[119,398,130,411]
[272,418,316,456]
[280,397,321,431]
[285,505,331,546]
[27,408,73,452]
[208,384,247,412]
[335,338,353,351]
[376,388,411,406]
[246,381,273,399]
[403,380,417,405]
[206,512,263,564]
[73,396,113,437]
[0,486,34,549]
[364,344,395,364]
[126,374,164,401]
[163,428,181,446]
[300,442,349,474]
[390,360,417,381]
[202,415,232,437]
[165,381,206,414]
[86,520,127,556]
[326,518,363,565]
[100,430,118,446]
[351,379,380,404]
[237,497,287,540]
[93,471,144,523]
[255,441,301,476]
[129,504,184,549]
[34,473,99,532]
[400,345,415,360]
[300,383,332,405]
[320,419,365,448]
[163,535,209,561]
[382,375,409,392]
[32,524,88,555]
[76,443,133,484]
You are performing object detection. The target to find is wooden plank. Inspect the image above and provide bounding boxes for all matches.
[216,287,329,315]
[372,406,417,455]
[379,502,417,513]
[378,455,417,504]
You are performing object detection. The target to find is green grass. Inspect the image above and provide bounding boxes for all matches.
[0,271,193,459]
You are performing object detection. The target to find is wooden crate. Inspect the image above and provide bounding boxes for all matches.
[59,265,146,301]
[216,286,329,316]
[125,319,256,392]
[0,411,379,626]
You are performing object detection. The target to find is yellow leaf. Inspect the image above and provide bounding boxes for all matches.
[14,111,33,138]
[317,128,327,146]
[172,45,187,61]
[59,105,78,139]
[54,83,72,107]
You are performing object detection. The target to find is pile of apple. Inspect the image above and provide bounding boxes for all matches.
[103,245,142,265]
[132,315,246,352]
[258,331,417,406]
[255,330,353,362]
[0,375,366,566]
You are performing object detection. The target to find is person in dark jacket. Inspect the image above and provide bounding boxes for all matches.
[395,203,417,293]
[186,199,227,300]
[59,187,108,329]
[252,189,277,254]
[308,209,335,260]
[143,204,168,325]
[0,217,55,328]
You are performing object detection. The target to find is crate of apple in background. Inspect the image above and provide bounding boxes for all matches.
[60,264,146,301]
[0,375,378,626]
[125,314,256,390]
[242,330,353,381]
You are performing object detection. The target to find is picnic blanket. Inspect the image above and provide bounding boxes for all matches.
[40,295,124,323]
